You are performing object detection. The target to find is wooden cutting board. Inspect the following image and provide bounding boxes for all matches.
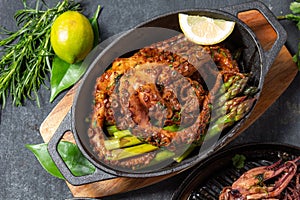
[39,9,298,198]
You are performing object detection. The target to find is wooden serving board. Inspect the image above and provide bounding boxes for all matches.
[40,10,298,198]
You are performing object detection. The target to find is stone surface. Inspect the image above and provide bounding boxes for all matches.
[0,0,299,199]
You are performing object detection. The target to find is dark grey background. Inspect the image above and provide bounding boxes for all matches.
[0,0,299,199]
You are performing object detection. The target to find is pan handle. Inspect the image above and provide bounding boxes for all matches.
[47,109,116,186]
[221,1,287,76]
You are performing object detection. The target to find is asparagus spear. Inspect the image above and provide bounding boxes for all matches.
[215,75,245,97]
[104,128,160,160]
[243,86,259,96]
[106,143,158,161]
[154,150,175,162]
[140,149,176,169]
[104,136,143,150]
[226,77,249,99]
[174,143,197,163]
[106,125,119,136]
[234,98,256,121]
[113,130,132,139]
[211,96,247,122]
[216,77,249,107]
[104,127,177,164]
[217,75,242,95]
[207,97,256,138]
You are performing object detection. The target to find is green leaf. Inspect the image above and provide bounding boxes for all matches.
[57,141,96,177]
[25,143,64,179]
[50,56,86,102]
[297,20,300,30]
[285,13,300,22]
[90,5,102,47]
[26,141,96,179]
[232,154,246,169]
[293,54,300,70]
[290,2,300,14]
[292,42,300,70]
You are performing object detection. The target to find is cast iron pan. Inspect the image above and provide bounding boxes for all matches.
[48,1,287,185]
[171,143,300,199]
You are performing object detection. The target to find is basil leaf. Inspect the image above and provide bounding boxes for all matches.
[50,56,85,102]
[26,141,96,179]
[25,143,64,179]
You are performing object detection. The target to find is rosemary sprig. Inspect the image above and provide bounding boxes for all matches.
[0,0,81,107]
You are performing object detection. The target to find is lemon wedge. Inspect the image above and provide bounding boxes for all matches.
[178,13,235,45]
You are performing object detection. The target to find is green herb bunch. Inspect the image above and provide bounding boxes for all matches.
[0,0,81,107]
[279,0,300,69]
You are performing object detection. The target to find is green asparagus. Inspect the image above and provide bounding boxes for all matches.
[234,98,256,121]
[106,143,158,161]
[106,125,119,136]
[243,86,259,96]
[208,97,256,138]
[174,143,197,163]
[218,75,242,94]
[211,96,247,122]
[104,136,142,150]
[113,130,132,139]
[140,149,175,169]
[216,77,249,107]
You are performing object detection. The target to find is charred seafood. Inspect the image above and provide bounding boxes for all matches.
[219,157,300,200]
[88,33,257,170]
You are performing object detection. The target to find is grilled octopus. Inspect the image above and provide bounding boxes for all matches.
[88,34,254,169]
[219,157,300,200]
